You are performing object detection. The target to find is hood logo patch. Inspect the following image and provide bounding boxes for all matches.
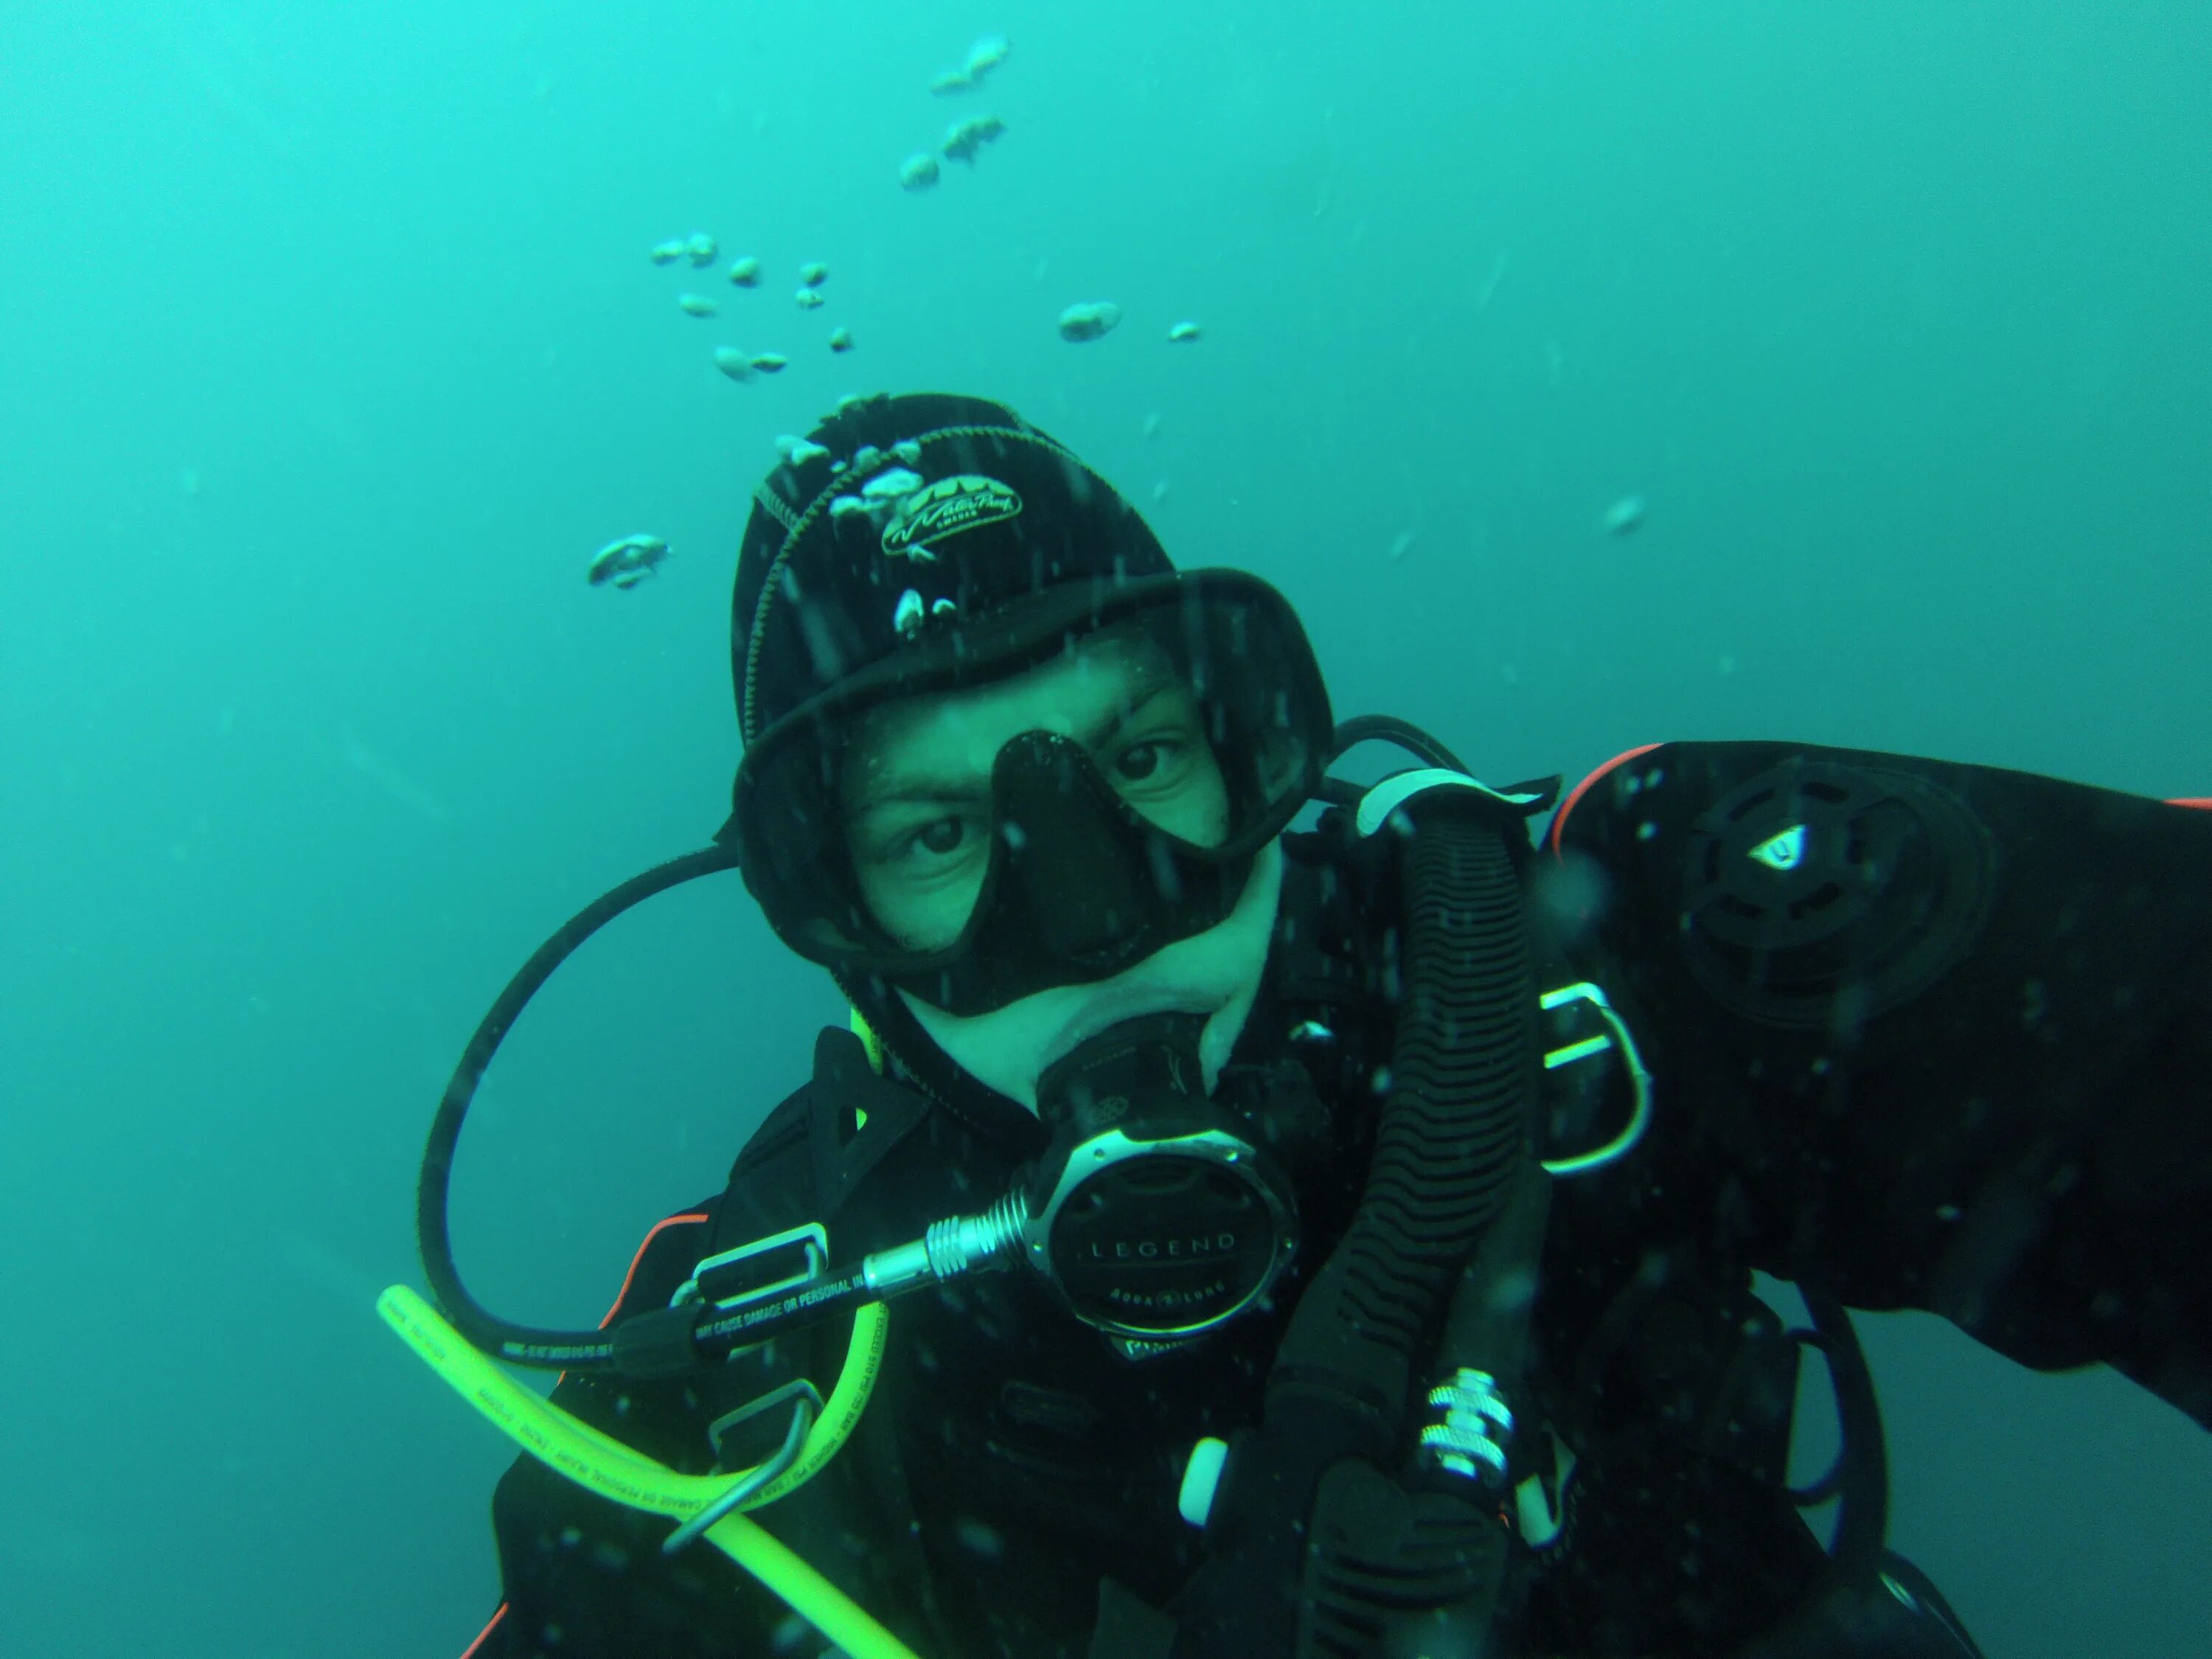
[882,474,1020,560]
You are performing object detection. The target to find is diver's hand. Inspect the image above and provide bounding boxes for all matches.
[1159,1453,1514,1658]
[1155,1414,1366,1658]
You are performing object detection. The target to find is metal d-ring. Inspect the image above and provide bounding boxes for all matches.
[662,1378,823,1554]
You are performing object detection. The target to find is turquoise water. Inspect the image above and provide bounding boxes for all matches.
[4,4,2208,1654]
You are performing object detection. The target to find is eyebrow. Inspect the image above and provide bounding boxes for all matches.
[844,677,1181,817]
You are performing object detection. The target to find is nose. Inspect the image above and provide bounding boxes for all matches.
[992,732,1154,967]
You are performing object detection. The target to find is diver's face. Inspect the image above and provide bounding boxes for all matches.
[838,630,1231,953]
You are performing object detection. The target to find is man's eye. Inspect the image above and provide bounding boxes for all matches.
[1114,741,1169,783]
[909,817,967,858]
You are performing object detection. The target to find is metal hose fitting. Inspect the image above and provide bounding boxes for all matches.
[1419,1366,1514,1486]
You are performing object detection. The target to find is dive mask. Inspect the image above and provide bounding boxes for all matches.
[726,570,1332,1017]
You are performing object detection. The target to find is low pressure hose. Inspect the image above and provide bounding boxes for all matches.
[1169,793,1540,1659]
[378,1286,914,1659]
[414,844,743,1371]
[1287,803,1543,1659]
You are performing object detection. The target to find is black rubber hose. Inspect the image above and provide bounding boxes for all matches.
[1271,802,1534,1415]
[1799,1283,1889,1579]
[1168,804,1537,1659]
[1286,818,1542,1659]
[1731,1284,1892,1659]
[415,844,741,1369]
[1329,714,1473,776]
[1297,1164,1551,1659]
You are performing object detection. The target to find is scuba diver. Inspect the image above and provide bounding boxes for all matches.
[420,392,2212,1659]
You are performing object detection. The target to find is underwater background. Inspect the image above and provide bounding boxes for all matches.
[4,2,2208,1654]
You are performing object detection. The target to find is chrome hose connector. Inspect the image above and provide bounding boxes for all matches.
[1419,1366,1514,1487]
[925,1191,1029,1280]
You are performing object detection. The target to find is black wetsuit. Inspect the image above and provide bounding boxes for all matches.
[474,742,2212,1658]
